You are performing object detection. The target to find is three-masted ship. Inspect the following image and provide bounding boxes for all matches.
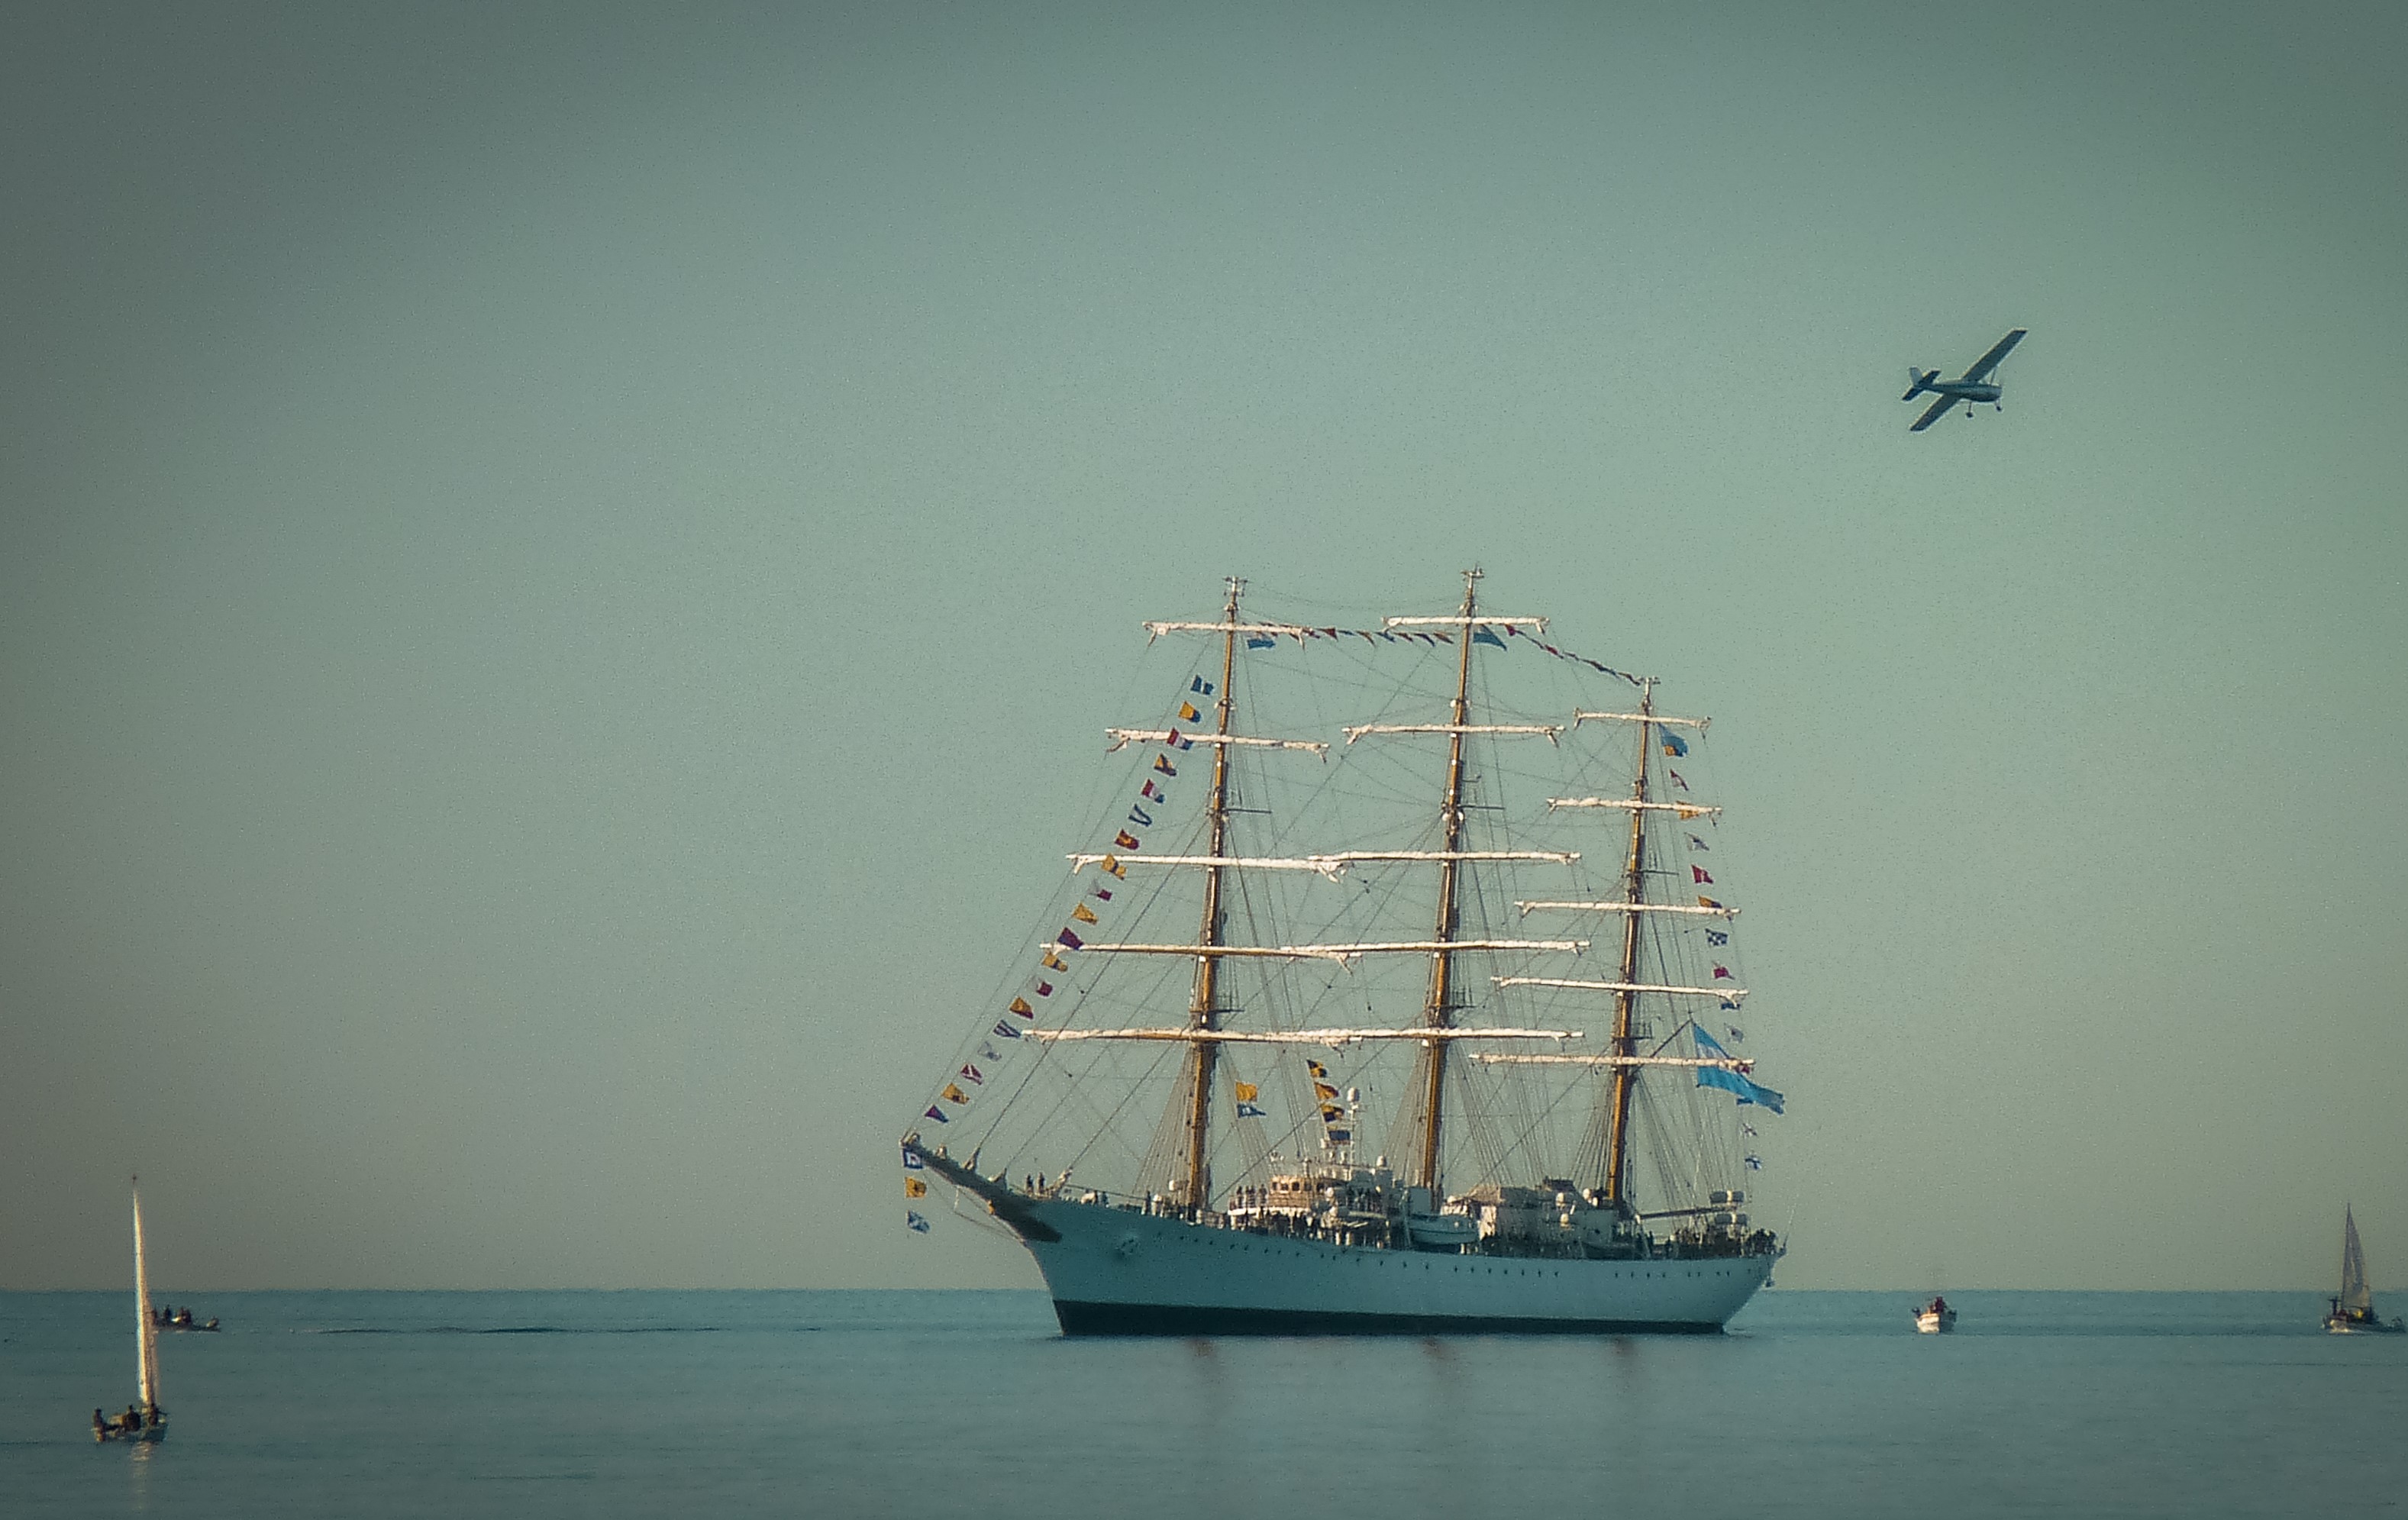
[902,573,1786,1333]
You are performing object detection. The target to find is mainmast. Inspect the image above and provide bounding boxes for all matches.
[1175,578,1243,1211]
[1603,682,1653,1206]
[1411,569,1481,1192]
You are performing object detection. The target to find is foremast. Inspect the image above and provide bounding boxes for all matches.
[1410,570,1481,1192]
[1174,578,1244,1211]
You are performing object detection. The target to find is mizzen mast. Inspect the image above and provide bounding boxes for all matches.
[1604,682,1653,1207]
[1409,569,1482,1191]
[1175,577,1244,1211]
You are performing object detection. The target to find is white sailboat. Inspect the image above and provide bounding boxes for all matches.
[901,573,1786,1334]
[94,1181,166,1442]
[2323,1207,2403,1334]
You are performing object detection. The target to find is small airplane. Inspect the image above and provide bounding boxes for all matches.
[1903,329,2026,431]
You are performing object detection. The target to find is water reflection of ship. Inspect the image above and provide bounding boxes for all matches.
[902,573,1787,1334]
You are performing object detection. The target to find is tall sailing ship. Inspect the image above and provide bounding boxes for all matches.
[901,573,1787,1333]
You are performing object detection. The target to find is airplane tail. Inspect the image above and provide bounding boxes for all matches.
[1903,367,1938,402]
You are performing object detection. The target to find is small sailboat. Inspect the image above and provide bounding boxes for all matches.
[93,1181,166,1442]
[2323,1207,2403,1334]
[1914,1296,1956,1334]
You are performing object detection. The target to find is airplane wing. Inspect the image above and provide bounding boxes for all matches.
[1957,328,2026,383]
[1909,393,1958,432]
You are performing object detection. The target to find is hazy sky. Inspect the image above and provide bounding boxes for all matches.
[5,2,2403,1292]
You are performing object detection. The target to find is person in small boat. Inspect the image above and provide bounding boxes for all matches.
[95,1409,108,1436]
[124,1404,142,1431]
[173,1307,192,1327]
[1930,1296,1947,1314]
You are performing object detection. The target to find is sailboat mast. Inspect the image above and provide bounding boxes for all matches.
[1177,578,1243,1210]
[1411,570,1481,1192]
[131,1180,158,1411]
[1603,682,1654,1206]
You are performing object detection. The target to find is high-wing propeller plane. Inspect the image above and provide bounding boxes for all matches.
[1903,329,2025,432]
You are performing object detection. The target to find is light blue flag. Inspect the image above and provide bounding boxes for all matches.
[1693,1025,1785,1114]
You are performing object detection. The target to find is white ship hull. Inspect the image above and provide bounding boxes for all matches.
[1017,1197,1774,1334]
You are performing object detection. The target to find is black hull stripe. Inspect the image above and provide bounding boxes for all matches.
[1052,1300,1728,1337]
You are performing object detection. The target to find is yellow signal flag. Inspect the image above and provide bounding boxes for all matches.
[1179,702,1202,722]
[905,1177,928,1199]
[1041,949,1068,972]
[1097,856,1127,879]
[1233,1082,1259,1103]
[941,1083,968,1104]
[1312,1081,1338,1100]
[1071,902,1099,925]
[1677,805,1706,820]
[1009,996,1033,1016]
[1319,1104,1343,1121]
[1306,1059,1328,1079]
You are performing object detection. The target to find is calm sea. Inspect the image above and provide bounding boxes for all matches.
[2,1289,2400,1518]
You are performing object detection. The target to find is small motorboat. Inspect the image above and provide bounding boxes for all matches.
[1914,1296,1957,1334]
[153,1305,219,1332]
[2324,1207,2404,1334]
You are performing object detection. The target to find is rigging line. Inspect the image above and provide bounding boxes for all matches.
[1051,1032,1196,1186]
[988,1044,1120,1180]
[1448,1057,1512,1189]
[1475,1031,1595,1188]
[959,941,1122,1160]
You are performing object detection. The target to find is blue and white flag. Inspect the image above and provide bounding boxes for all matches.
[902,1147,925,1170]
[906,1210,931,1233]
[1472,627,1507,648]
[1687,833,1709,850]
[1692,1025,1785,1114]
[1743,1155,1762,1171]
[1706,929,1729,947]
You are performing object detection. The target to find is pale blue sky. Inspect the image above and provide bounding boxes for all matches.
[4,2,2403,1289]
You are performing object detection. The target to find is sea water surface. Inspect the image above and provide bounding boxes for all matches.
[3,1289,2401,1518]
